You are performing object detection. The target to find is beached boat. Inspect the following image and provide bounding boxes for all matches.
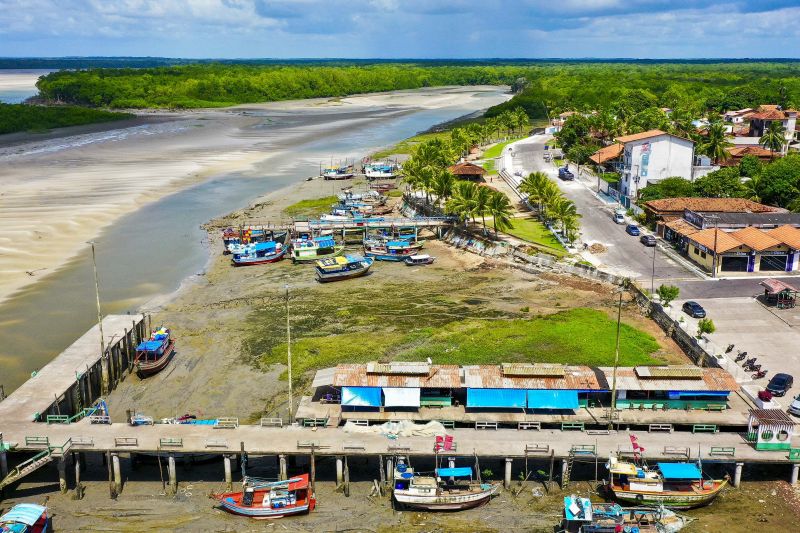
[363,238,423,261]
[604,452,727,510]
[405,254,435,266]
[364,161,400,179]
[392,464,500,511]
[315,255,373,282]
[0,503,49,533]
[321,163,355,180]
[226,230,287,255]
[134,327,175,378]
[223,227,274,253]
[212,475,316,519]
[231,240,288,266]
[561,495,689,533]
[291,236,345,263]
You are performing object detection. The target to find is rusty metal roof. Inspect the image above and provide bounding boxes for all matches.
[463,365,605,390]
[635,366,703,379]
[332,364,461,388]
[602,367,738,392]
[501,363,566,377]
[366,361,430,375]
[749,409,796,426]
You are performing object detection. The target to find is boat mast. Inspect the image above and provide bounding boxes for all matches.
[286,284,293,418]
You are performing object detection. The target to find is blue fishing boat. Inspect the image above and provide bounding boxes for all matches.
[364,161,400,179]
[231,239,288,266]
[363,238,423,261]
[134,326,175,378]
[292,236,345,263]
[0,503,49,533]
[561,495,689,532]
[315,255,373,282]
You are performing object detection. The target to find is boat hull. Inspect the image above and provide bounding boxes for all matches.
[316,263,372,282]
[365,251,414,261]
[292,246,345,263]
[607,479,727,510]
[216,499,314,519]
[231,246,288,266]
[135,340,175,378]
[393,484,498,511]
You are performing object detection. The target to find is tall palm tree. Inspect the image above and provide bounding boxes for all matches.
[760,120,787,158]
[432,170,455,207]
[514,107,530,136]
[487,191,514,236]
[446,181,478,225]
[697,121,732,164]
[539,185,562,223]
[519,171,550,213]
[418,166,437,203]
[742,174,762,202]
[474,185,493,231]
[549,197,581,239]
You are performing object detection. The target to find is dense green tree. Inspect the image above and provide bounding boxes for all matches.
[758,154,800,207]
[486,191,514,236]
[555,114,591,151]
[638,177,696,202]
[566,143,598,166]
[739,155,764,178]
[629,107,671,133]
[693,167,744,198]
[760,120,787,158]
[697,122,732,164]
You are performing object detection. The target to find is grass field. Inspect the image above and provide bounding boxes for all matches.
[282,196,338,217]
[371,131,451,159]
[506,216,567,256]
[482,136,525,160]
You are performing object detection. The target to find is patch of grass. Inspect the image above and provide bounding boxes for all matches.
[505,216,567,256]
[482,137,522,160]
[600,172,620,184]
[482,159,495,173]
[371,131,451,159]
[554,158,565,167]
[282,196,337,217]
[387,190,404,198]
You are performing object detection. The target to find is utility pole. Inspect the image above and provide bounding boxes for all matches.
[708,215,719,278]
[651,243,657,297]
[286,284,293,418]
[87,241,106,359]
[608,290,623,430]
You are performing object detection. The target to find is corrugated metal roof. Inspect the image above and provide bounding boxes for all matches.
[602,367,738,391]
[312,367,336,388]
[749,408,795,426]
[464,365,604,390]
[635,366,703,379]
[332,364,461,388]
[501,363,566,377]
[366,361,430,375]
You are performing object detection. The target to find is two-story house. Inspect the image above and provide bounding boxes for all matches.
[611,130,695,199]
[747,105,797,154]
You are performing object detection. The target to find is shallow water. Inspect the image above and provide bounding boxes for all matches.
[0,69,51,103]
[0,89,508,392]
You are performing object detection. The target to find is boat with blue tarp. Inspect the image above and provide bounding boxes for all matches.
[315,255,373,282]
[561,495,689,533]
[231,238,288,266]
[363,238,423,261]
[392,460,500,511]
[212,474,316,519]
[0,503,49,533]
[291,236,345,263]
[364,160,400,179]
[134,326,175,378]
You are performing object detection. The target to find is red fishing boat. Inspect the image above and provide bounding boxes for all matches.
[212,475,316,519]
[133,327,175,378]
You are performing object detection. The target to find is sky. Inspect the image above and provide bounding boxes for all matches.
[1,0,799,59]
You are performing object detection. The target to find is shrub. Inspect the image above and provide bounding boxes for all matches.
[657,285,680,306]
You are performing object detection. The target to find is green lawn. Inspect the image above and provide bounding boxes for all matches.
[482,136,525,160]
[482,159,495,173]
[505,216,568,256]
[371,131,451,159]
[282,196,337,217]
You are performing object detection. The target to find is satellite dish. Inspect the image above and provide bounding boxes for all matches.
[426,357,433,365]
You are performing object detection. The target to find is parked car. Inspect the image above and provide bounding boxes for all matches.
[558,167,574,180]
[766,373,794,397]
[613,212,625,224]
[625,224,640,236]
[640,234,657,246]
[681,301,706,318]
[788,394,800,416]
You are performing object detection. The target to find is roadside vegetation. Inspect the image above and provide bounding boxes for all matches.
[282,196,338,217]
[519,171,581,244]
[0,103,132,134]
[505,216,568,256]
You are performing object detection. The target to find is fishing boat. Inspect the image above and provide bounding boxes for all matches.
[0,503,49,533]
[226,231,287,255]
[392,463,500,511]
[364,161,400,179]
[291,236,345,263]
[222,227,272,253]
[363,238,423,261]
[133,327,175,378]
[604,437,727,510]
[561,495,689,533]
[315,255,373,282]
[212,475,316,519]
[321,162,355,180]
[231,239,288,266]
[405,254,435,266]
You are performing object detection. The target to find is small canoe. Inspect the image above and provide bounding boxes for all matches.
[405,254,435,266]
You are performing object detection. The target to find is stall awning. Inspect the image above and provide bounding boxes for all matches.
[436,467,472,478]
[668,390,730,398]
[657,462,702,480]
[526,390,579,409]
[382,387,420,407]
[341,387,382,407]
[467,388,526,408]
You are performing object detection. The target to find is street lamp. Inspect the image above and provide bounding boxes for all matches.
[87,241,106,359]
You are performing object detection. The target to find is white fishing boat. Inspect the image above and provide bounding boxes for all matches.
[392,462,499,511]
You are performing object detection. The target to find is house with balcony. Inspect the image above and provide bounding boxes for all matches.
[733,105,798,153]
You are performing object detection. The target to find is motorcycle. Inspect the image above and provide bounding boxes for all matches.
[745,363,761,372]
[735,351,747,362]
[725,344,735,354]
[743,357,757,367]
[752,369,768,379]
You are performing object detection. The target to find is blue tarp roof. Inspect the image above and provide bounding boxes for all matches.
[668,391,729,396]
[657,462,702,479]
[467,388,527,408]
[314,236,335,246]
[254,241,277,251]
[0,503,46,526]
[387,240,410,247]
[342,386,382,407]
[527,390,579,409]
[436,467,472,478]
[136,340,162,351]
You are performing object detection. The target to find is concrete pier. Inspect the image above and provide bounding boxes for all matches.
[734,462,744,488]
[336,456,344,485]
[167,454,177,494]
[58,456,68,494]
[112,454,122,493]
[792,464,799,486]
[504,458,512,489]
[223,455,233,490]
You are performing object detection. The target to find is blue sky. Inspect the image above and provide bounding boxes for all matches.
[0,0,799,58]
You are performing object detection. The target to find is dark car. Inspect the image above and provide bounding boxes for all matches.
[766,373,794,397]
[558,167,575,181]
[682,301,706,318]
[640,234,657,246]
[625,224,640,236]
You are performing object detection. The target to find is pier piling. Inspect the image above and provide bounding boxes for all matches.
[74,453,83,500]
[561,460,569,489]
[0,450,7,479]
[111,453,122,494]
[336,456,344,485]
[58,456,68,494]
[734,462,743,488]
[278,454,288,481]
[167,454,177,494]
[504,458,512,490]
[385,457,393,488]
[223,455,233,491]
[791,464,799,486]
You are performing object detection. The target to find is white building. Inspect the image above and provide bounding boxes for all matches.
[615,130,695,199]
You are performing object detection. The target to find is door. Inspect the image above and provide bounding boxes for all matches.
[760,254,789,272]
[721,256,748,272]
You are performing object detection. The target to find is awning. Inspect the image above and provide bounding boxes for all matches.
[382,387,420,407]
[526,390,579,409]
[657,462,702,480]
[341,387,381,407]
[436,467,472,478]
[467,388,526,408]
[668,390,729,398]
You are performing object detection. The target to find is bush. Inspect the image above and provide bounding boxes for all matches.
[697,318,716,338]
[657,285,680,305]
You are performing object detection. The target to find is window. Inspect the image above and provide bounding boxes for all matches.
[700,251,707,259]
[694,248,699,255]
[761,429,774,441]
[778,430,790,441]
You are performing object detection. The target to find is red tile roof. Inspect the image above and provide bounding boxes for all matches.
[589,143,623,164]
[449,161,487,176]
[729,227,782,251]
[644,197,780,215]
[689,228,745,254]
[727,146,774,158]
[766,225,800,249]
[616,129,669,143]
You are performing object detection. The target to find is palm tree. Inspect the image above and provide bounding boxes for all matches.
[418,166,437,203]
[549,197,581,239]
[742,174,762,202]
[697,121,732,164]
[446,181,478,225]
[474,185,492,231]
[519,171,550,213]
[432,170,455,207]
[539,185,562,223]
[513,107,530,136]
[401,157,424,194]
[486,191,514,236]
[760,120,786,158]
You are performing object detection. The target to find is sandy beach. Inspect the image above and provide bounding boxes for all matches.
[0,86,509,306]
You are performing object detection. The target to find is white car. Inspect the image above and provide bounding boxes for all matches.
[789,394,800,417]
[613,212,625,224]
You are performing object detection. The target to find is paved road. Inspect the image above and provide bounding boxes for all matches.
[505,136,698,283]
